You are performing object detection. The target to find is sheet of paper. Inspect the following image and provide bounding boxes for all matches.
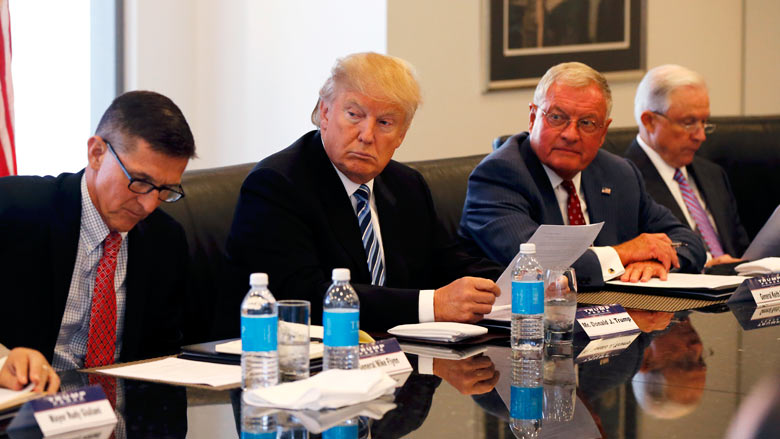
[98,357,240,387]
[743,204,780,260]
[0,383,34,411]
[487,223,603,320]
[215,339,324,359]
[607,273,749,290]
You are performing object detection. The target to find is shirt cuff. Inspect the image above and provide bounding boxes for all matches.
[417,356,434,375]
[0,355,6,370]
[591,246,625,281]
[418,289,435,322]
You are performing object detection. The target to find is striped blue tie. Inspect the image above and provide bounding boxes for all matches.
[354,184,385,286]
[673,169,724,257]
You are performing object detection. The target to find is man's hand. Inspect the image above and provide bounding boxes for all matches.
[705,254,742,267]
[434,277,501,323]
[0,348,60,394]
[613,233,680,270]
[433,355,500,395]
[620,261,668,282]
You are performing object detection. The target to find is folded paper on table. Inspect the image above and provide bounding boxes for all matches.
[242,369,396,410]
[97,357,240,387]
[736,257,780,275]
[387,322,487,342]
[488,223,603,320]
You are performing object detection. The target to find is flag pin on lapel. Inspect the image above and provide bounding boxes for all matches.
[601,187,612,195]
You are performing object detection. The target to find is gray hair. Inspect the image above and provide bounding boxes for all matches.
[634,64,707,125]
[311,52,422,129]
[533,62,612,117]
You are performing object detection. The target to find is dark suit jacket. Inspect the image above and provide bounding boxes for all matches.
[226,130,502,330]
[624,139,750,257]
[458,132,706,288]
[0,171,189,364]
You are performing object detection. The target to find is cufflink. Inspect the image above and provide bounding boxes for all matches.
[601,187,612,195]
[608,268,615,274]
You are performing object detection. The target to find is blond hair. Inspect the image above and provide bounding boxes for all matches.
[311,52,422,128]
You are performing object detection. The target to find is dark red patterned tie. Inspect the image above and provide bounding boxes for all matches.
[561,180,586,226]
[85,231,122,368]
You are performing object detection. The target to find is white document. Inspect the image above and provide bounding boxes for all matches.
[607,273,749,290]
[99,357,240,387]
[742,204,780,260]
[215,339,324,359]
[736,257,780,276]
[487,223,603,320]
[0,383,34,410]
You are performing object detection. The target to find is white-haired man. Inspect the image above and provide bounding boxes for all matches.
[227,52,502,330]
[460,62,705,287]
[626,64,749,266]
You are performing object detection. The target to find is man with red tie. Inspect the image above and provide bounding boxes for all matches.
[0,91,195,390]
[459,62,705,287]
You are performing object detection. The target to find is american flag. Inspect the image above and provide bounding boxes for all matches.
[0,0,14,177]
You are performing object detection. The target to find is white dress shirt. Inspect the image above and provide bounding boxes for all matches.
[541,164,625,281]
[332,165,435,323]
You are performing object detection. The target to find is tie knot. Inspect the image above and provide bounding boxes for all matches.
[103,232,122,259]
[561,180,577,196]
[673,168,686,183]
[354,184,370,203]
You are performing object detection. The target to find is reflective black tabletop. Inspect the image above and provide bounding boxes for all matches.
[3,304,779,439]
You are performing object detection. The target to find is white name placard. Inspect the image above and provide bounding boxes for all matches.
[30,386,117,437]
[575,304,640,339]
[359,338,412,384]
[729,274,780,307]
[576,333,639,363]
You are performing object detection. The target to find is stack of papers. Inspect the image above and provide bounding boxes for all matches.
[607,273,748,290]
[98,358,240,387]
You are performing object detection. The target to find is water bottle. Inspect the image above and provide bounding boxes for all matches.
[323,268,360,370]
[241,395,278,438]
[241,273,279,390]
[510,349,543,439]
[511,243,544,351]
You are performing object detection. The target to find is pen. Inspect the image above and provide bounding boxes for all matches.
[671,242,687,248]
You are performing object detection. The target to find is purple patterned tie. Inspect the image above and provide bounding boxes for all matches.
[673,169,724,257]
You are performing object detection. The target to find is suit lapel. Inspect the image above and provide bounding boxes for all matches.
[122,221,149,358]
[519,138,564,224]
[627,141,687,223]
[50,172,86,336]
[373,174,407,285]
[306,134,371,282]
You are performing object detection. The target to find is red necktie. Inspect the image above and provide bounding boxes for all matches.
[561,180,586,225]
[85,231,122,368]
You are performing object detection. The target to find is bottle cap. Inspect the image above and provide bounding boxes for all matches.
[249,272,268,286]
[332,268,351,281]
[520,243,536,254]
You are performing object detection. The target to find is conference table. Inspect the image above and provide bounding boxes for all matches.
[3,302,779,438]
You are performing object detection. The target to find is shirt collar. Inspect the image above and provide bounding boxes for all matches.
[541,163,582,193]
[80,175,128,253]
[636,134,689,181]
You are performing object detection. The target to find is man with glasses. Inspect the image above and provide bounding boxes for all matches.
[459,62,704,287]
[0,91,195,390]
[626,65,749,266]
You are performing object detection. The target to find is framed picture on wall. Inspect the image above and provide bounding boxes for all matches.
[486,0,645,90]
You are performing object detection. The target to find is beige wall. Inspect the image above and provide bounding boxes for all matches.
[125,0,779,168]
[387,0,772,162]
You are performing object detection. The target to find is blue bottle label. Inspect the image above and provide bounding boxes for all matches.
[323,424,358,439]
[323,309,359,347]
[512,281,544,314]
[241,315,278,352]
[242,432,276,439]
[510,385,543,419]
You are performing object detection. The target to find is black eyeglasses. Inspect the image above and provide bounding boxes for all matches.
[652,111,716,134]
[535,105,605,134]
[105,140,185,203]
